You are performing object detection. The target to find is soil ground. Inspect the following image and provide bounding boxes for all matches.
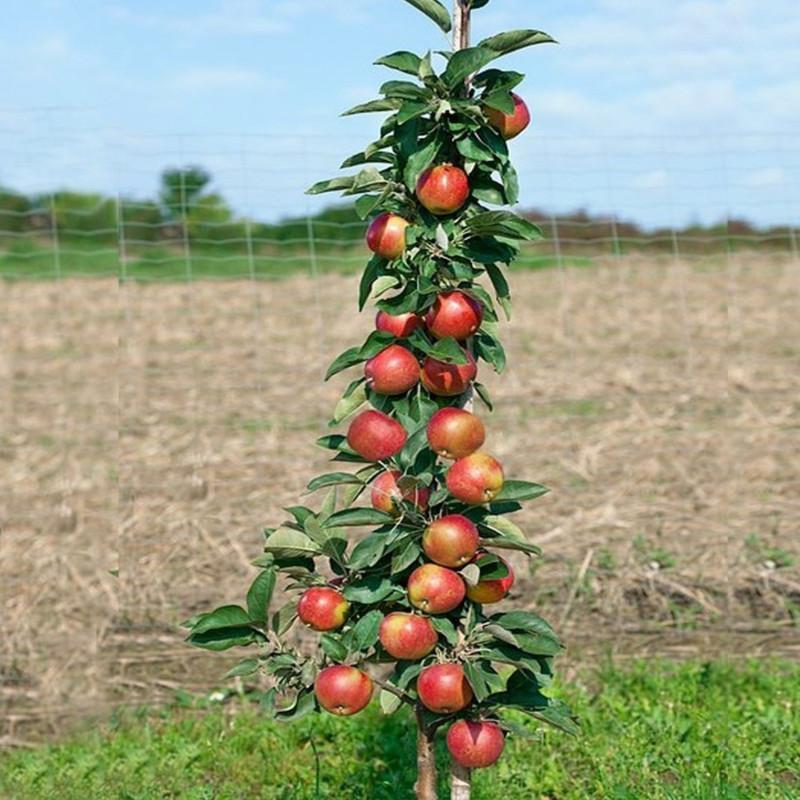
[1,253,798,744]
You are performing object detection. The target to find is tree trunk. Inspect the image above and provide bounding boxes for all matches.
[415,707,439,800]
[450,10,472,800]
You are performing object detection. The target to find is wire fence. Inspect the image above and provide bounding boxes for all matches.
[1,126,799,742]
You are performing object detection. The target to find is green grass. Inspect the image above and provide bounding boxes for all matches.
[1,661,797,799]
[0,241,591,281]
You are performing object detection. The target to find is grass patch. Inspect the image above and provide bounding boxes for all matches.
[1,660,797,799]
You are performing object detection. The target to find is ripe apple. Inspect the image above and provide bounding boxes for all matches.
[427,407,485,459]
[466,553,515,604]
[407,564,466,614]
[297,587,349,632]
[485,93,531,140]
[446,452,504,504]
[417,663,473,714]
[446,720,505,769]
[375,310,422,338]
[366,212,409,259]
[347,410,407,462]
[416,164,470,216]
[379,612,439,660]
[364,344,419,395]
[425,291,483,341]
[371,470,430,515]
[421,351,477,397]
[422,515,480,568]
[314,665,373,716]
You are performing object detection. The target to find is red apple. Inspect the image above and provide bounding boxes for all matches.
[446,720,505,768]
[425,291,483,341]
[364,344,420,395]
[366,212,409,259]
[417,663,473,714]
[421,351,477,397]
[379,612,438,660]
[466,553,514,604]
[371,470,430,515]
[427,408,485,460]
[446,453,504,504]
[485,93,531,140]
[297,587,349,631]
[347,410,407,462]
[423,515,480,568]
[416,164,470,216]
[314,665,373,716]
[375,310,422,338]
[407,564,466,614]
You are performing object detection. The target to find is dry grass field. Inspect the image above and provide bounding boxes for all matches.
[1,254,799,744]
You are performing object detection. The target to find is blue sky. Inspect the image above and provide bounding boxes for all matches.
[2,0,798,227]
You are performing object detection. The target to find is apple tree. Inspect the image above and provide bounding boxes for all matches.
[184,1,578,797]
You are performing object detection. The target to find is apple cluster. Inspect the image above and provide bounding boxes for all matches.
[306,403,513,768]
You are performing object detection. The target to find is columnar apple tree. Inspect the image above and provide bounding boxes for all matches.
[185,1,578,796]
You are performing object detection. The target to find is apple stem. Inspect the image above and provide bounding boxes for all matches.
[415,707,439,800]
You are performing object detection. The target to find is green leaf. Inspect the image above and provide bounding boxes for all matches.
[443,47,498,88]
[346,167,389,195]
[430,616,457,645]
[343,576,400,604]
[191,605,251,635]
[330,380,368,426]
[531,700,580,735]
[263,527,321,559]
[478,29,557,56]
[482,90,516,115]
[380,80,431,102]
[226,658,261,678]
[348,532,388,570]
[456,135,495,163]
[375,51,423,77]
[351,609,384,649]
[397,100,434,125]
[246,570,276,623]
[325,331,394,380]
[484,623,520,648]
[307,472,365,493]
[323,508,396,528]
[320,633,349,662]
[400,0,452,33]
[404,136,441,191]
[187,626,259,652]
[491,610,557,639]
[359,255,387,311]
[481,515,542,556]
[354,193,383,220]
[271,602,298,636]
[391,539,422,573]
[306,176,355,195]
[276,689,318,723]
[461,563,481,587]
[473,381,493,411]
[380,689,403,715]
[494,480,549,502]
[465,210,543,240]
[474,331,506,373]
[485,262,511,319]
[501,162,520,205]
[342,98,402,116]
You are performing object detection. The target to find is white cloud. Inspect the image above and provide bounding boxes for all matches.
[632,170,670,190]
[744,167,787,187]
[169,68,282,93]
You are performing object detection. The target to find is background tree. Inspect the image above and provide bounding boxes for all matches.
[159,165,211,221]
[184,2,578,798]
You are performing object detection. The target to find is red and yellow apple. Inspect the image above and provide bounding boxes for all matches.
[421,351,477,397]
[366,212,409,259]
[407,564,466,614]
[379,612,438,660]
[425,291,483,341]
[446,452,504,504]
[364,344,419,395]
[427,407,485,459]
[416,164,470,215]
[375,310,422,338]
[371,470,430,515]
[422,515,480,568]
[446,720,505,768]
[417,663,473,714]
[485,93,531,140]
[347,410,407,462]
[297,587,349,632]
[466,553,515,604]
[314,665,373,716]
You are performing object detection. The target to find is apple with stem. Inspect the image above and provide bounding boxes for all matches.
[314,666,373,716]
[366,212,409,259]
[422,515,480,568]
[379,612,439,661]
[485,93,531,140]
[416,164,470,215]
[421,351,477,397]
[347,410,407,462]
[466,553,515,604]
[417,663,473,714]
[371,470,430,515]
[297,587,349,632]
[446,452,505,504]
[446,720,506,768]
[364,344,420,395]
[375,310,422,338]
[425,291,483,341]
[427,408,485,459]
[407,564,466,614]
